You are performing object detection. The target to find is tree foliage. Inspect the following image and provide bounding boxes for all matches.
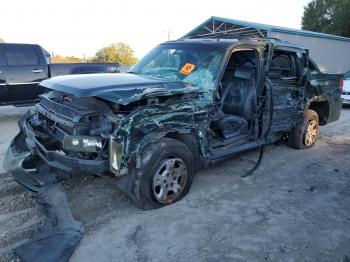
[93,42,138,66]
[52,55,83,63]
[302,0,350,37]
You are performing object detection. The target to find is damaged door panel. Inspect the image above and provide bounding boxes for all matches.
[267,46,307,134]
[2,38,343,261]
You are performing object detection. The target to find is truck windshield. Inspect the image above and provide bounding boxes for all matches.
[129,43,225,90]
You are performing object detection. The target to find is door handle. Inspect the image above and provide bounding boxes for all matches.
[32,69,44,73]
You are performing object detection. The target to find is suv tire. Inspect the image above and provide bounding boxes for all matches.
[131,138,195,210]
[288,109,319,149]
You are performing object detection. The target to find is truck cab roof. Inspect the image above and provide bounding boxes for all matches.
[163,38,308,53]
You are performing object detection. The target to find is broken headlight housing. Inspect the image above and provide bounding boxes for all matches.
[109,137,124,173]
[63,135,103,153]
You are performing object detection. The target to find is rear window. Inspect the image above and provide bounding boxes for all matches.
[344,71,350,79]
[5,45,39,66]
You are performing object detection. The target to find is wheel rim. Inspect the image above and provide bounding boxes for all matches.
[152,158,188,204]
[304,119,318,146]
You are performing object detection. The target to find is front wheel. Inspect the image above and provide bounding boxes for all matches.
[288,109,319,149]
[131,138,195,210]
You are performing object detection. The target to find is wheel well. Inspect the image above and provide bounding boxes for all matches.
[164,131,202,167]
[308,101,329,126]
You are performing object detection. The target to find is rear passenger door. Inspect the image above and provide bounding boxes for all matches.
[3,44,47,104]
[267,48,306,132]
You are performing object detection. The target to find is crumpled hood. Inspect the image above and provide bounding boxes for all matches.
[40,73,203,105]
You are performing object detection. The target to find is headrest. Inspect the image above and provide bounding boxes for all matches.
[234,67,254,80]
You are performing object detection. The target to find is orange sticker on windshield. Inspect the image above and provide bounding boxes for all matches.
[179,63,196,75]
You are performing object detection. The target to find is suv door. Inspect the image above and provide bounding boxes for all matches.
[3,44,47,104]
[0,45,8,104]
[267,48,306,132]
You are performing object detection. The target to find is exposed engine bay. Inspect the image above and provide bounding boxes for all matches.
[18,90,200,180]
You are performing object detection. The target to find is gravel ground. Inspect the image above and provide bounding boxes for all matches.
[0,106,34,174]
[0,106,349,262]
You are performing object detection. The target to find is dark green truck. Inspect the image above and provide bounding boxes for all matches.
[4,38,342,210]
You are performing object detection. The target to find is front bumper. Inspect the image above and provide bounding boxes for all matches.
[2,116,84,262]
[3,113,110,183]
[33,132,109,174]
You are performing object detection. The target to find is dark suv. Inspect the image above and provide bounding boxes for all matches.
[4,38,342,210]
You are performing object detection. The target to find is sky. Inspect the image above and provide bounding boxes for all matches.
[0,0,311,59]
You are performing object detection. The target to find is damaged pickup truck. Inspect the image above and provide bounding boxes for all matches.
[4,38,342,210]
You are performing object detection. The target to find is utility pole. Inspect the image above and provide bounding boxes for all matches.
[164,29,172,41]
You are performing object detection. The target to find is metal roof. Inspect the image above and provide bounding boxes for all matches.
[183,16,350,42]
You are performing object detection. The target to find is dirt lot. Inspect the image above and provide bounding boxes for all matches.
[0,106,349,262]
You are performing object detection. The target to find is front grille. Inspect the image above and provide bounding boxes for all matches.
[40,95,79,120]
[343,92,350,95]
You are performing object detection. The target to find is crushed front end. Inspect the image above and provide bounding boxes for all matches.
[2,91,129,261]
[4,91,127,186]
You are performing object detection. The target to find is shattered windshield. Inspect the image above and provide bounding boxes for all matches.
[129,43,225,90]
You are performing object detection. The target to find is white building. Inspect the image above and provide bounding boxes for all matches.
[183,16,350,74]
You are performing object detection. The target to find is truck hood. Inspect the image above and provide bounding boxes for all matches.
[40,73,203,105]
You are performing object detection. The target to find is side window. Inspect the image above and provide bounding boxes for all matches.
[270,52,292,78]
[5,45,39,66]
[269,50,299,82]
[297,52,309,80]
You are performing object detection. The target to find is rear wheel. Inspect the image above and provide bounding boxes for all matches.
[131,138,195,210]
[288,109,319,149]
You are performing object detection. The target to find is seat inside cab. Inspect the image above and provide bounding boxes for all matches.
[212,49,258,141]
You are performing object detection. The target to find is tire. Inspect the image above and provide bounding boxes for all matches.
[288,109,319,149]
[130,138,195,210]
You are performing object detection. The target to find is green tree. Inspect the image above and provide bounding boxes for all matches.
[93,42,138,66]
[52,55,83,63]
[302,0,350,37]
